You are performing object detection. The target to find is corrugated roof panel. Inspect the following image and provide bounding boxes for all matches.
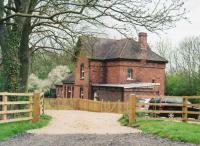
[92,83,160,89]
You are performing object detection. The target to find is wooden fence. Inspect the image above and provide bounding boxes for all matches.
[44,95,200,123]
[133,95,200,123]
[0,92,43,124]
[44,98,129,113]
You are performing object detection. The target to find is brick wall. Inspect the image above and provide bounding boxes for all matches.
[92,86,123,101]
[74,55,90,99]
[90,61,106,83]
[89,60,166,96]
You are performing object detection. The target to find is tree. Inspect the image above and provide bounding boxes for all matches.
[28,65,69,92]
[155,39,176,73]
[30,52,74,79]
[163,36,200,96]
[0,0,186,92]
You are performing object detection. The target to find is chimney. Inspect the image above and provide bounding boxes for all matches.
[138,32,148,50]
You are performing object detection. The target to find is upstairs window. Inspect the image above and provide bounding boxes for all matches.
[80,63,84,79]
[127,68,133,80]
[80,87,84,98]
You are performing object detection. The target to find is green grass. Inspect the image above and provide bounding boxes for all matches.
[119,114,200,144]
[0,115,51,141]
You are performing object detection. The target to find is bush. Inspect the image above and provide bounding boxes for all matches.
[118,113,129,126]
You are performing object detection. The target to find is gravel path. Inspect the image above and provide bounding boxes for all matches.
[0,110,197,146]
[28,110,140,134]
[0,133,196,146]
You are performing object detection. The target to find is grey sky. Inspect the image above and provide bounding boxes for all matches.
[106,0,200,48]
[149,0,200,46]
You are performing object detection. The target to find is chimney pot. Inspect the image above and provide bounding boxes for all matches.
[138,32,148,50]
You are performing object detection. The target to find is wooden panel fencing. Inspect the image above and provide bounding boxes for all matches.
[44,98,129,113]
[0,92,43,124]
[44,95,200,123]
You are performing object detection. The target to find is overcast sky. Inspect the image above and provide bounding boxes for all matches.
[106,0,200,48]
[149,0,200,47]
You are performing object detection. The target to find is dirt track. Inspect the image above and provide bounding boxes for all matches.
[28,110,140,134]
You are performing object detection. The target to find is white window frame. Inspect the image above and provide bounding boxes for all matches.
[127,68,133,80]
[80,63,85,79]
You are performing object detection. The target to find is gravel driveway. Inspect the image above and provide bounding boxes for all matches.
[0,110,197,146]
[28,110,140,134]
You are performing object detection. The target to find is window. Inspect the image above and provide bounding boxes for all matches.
[80,87,84,98]
[152,79,155,83]
[67,86,71,98]
[127,68,133,79]
[80,63,84,79]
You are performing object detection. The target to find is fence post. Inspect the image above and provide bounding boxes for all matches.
[2,94,8,121]
[29,96,33,120]
[32,91,40,122]
[129,94,136,124]
[41,94,44,114]
[182,96,188,122]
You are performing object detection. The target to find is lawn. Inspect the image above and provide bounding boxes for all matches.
[119,114,200,144]
[0,114,51,140]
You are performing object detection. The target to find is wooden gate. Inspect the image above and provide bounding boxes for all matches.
[0,91,44,124]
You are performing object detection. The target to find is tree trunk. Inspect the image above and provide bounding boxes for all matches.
[0,0,20,92]
[18,17,31,92]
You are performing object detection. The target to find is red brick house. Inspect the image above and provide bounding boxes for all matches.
[56,32,167,101]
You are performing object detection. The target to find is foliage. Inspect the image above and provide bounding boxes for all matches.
[165,73,192,96]
[0,31,20,92]
[28,65,70,92]
[119,114,200,144]
[0,114,51,141]
[30,52,74,79]
[156,37,200,100]
[0,0,186,92]
[118,112,146,126]
[165,73,200,103]
[118,113,129,126]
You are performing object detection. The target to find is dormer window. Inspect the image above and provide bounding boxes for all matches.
[80,63,84,79]
[127,68,133,80]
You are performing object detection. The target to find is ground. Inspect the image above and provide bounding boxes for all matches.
[28,110,139,134]
[0,110,197,146]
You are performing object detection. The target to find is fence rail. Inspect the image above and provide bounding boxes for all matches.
[134,95,200,123]
[4,93,199,124]
[44,95,200,123]
[0,92,43,124]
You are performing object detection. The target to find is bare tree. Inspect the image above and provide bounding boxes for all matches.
[165,36,200,95]
[155,39,179,73]
[178,37,200,94]
[0,0,186,92]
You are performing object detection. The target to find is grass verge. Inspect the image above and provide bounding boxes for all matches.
[0,114,51,141]
[119,114,200,144]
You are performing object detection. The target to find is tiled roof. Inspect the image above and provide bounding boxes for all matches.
[55,81,63,86]
[79,37,168,63]
[62,73,75,84]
